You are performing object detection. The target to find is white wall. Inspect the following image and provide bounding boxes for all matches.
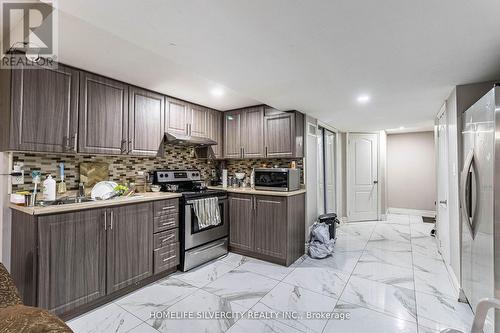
[0,153,11,269]
[387,131,436,212]
[304,117,319,240]
[444,90,461,285]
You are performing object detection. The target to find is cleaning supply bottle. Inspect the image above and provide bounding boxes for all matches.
[43,175,56,201]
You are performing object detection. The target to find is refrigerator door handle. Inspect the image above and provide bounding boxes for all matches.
[460,149,476,238]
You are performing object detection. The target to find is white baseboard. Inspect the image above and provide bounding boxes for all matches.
[387,207,436,218]
[339,217,348,224]
[380,214,387,221]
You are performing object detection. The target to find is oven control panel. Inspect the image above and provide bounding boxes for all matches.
[153,170,201,183]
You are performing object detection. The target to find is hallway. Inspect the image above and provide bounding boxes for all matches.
[67,214,473,333]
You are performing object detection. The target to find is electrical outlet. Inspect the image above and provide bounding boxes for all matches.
[11,171,24,185]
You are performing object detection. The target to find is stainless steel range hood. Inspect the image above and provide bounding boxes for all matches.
[165,131,217,146]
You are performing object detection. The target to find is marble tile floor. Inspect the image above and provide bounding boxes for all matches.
[67,214,473,333]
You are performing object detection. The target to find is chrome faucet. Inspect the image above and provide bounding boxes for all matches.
[78,183,85,198]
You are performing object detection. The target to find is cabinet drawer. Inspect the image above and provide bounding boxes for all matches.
[154,229,178,250]
[154,243,179,274]
[154,199,179,217]
[153,213,178,232]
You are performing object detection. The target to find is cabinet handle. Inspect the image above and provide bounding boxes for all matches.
[162,206,175,210]
[265,146,268,157]
[104,211,107,231]
[72,132,77,152]
[110,211,114,230]
[161,235,175,243]
[162,255,176,262]
[121,139,127,154]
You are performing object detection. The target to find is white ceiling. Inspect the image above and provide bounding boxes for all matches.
[50,1,500,130]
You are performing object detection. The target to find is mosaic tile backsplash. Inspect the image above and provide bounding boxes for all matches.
[12,146,216,192]
[12,146,304,193]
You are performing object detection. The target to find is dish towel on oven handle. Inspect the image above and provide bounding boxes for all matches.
[192,197,221,229]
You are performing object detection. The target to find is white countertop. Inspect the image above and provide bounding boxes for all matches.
[207,186,306,197]
[10,192,182,216]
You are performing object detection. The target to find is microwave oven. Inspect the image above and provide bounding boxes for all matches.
[254,168,300,192]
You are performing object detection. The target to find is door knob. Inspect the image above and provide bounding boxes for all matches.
[373,180,378,184]
[440,200,447,205]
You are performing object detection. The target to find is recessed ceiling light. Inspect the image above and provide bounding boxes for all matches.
[357,94,371,104]
[211,87,224,97]
[399,126,405,130]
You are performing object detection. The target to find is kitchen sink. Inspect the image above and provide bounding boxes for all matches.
[36,197,95,206]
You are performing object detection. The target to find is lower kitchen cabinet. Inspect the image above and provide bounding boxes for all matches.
[38,209,107,315]
[10,200,179,319]
[228,194,254,252]
[228,193,305,266]
[106,203,153,293]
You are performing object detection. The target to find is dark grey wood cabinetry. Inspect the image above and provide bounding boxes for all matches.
[0,63,79,152]
[129,87,165,156]
[165,97,189,136]
[37,209,107,315]
[223,106,265,159]
[79,72,129,155]
[189,104,208,137]
[228,193,305,266]
[228,194,254,252]
[223,106,303,159]
[207,109,223,158]
[254,196,287,259]
[223,110,243,158]
[264,108,304,158]
[11,199,179,319]
[165,97,209,138]
[241,106,265,158]
[106,203,153,293]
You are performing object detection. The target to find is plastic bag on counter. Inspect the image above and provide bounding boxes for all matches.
[308,222,335,259]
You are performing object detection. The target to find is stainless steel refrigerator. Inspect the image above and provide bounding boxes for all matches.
[461,85,499,332]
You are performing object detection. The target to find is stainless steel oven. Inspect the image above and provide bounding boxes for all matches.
[181,192,229,271]
[254,168,300,192]
[184,194,228,250]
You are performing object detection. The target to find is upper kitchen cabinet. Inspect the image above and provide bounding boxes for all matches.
[189,104,208,137]
[264,108,304,158]
[165,97,189,136]
[128,87,165,156]
[207,109,223,159]
[79,72,129,155]
[223,106,265,159]
[223,110,243,158]
[0,63,79,152]
[241,106,265,158]
[165,97,208,138]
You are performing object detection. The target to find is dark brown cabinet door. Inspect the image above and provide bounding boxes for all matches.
[10,64,79,152]
[254,196,287,259]
[223,111,242,158]
[264,113,295,157]
[189,104,208,137]
[241,106,265,158]
[229,194,254,251]
[166,97,189,136]
[107,203,153,293]
[79,72,128,154]
[129,87,165,156]
[37,209,106,315]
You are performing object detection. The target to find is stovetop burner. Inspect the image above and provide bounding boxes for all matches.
[151,169,227,200]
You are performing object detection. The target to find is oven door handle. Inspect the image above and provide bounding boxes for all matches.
[186,198,228,205]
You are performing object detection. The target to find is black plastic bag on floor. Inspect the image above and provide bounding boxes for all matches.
[308,222,336,259]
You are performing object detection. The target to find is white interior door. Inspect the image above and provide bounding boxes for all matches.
[437,110,450,264]
[348,133,378,221]
[325,130,337,213]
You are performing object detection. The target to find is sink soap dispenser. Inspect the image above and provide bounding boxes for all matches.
[43,175,56,201]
